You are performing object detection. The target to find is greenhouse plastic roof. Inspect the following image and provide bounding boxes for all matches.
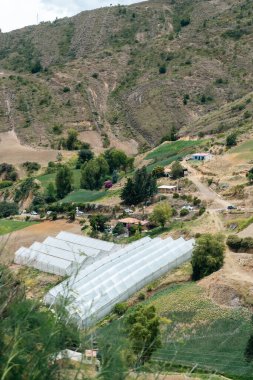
[14,232,120,276]
[45,236,194,326]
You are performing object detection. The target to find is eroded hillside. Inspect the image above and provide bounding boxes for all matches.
[0,0,253,149]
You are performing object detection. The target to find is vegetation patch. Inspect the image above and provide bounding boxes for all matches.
[61,189,107,203]
[0,219,36,236]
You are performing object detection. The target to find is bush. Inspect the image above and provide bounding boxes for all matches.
[113,302,128,316]
[22,161,41,174]
[226,235,242,251]
[241,237,253,251]
[113,222,125,235]
[226,133,237,147]
[199,206,206,216]
[138,292,146,301]
[180,18,190,27]
[0,202,19,218]
[180,208,189,217]
[159,65,167,74]
[0,180,13,189]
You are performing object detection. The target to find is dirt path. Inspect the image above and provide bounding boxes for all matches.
[0,220,83,265]
[238,223,253,238]
[183,161,230,209]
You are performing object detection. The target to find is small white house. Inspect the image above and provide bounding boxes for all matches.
[158,185,178,194]
[191,153,212,161]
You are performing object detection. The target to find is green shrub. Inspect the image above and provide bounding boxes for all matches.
[180,208,189,217]
[0,181,13,189]
[0,202,19,218]
[226,235,242,251]
[113,302,128,316]
[138,292,146,301]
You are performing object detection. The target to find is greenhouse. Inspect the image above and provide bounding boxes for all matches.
[14,232,120,276]
[45,235,194,326]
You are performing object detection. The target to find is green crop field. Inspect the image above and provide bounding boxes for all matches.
[61,189,107,203]
[98,283,253,379]
[0,220,36,236]
[145,140,206,170]
[36,169,81,190]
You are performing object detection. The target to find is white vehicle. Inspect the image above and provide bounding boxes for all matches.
[47,211,52,215]
[182,205,194,211]
[30,211,38,215]
[124,208,134,214]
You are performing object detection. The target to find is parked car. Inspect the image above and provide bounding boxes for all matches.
[30,211,38,215]
[227,205,237,210]
[182,205,194,211]
[124,208,134,214]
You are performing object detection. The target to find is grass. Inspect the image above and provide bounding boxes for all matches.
[229,139,253,160]
[36,169,81,190]
[145,140,206,170]
[0,219,36,236]
[97,283,253,379]
[226,216,253,232]
[145,140,205,161]
[61,189,107,203]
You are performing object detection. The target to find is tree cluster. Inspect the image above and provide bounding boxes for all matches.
[121,167,157,206]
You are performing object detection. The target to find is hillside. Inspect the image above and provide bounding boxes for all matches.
[1,0,253,151]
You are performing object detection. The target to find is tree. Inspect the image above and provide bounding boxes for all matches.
[80,156,109,190]
[55,165,73,199]
[76,148,94,168]
[89,214,109,232]
[121,167,157,205]
[45,182,57,203]
[150,201,172,228]
[126,305,161,364]
[112,170,119,184]
[171,161,184,179]
[191,234,225,280]
[0,201,19,217]
[245,316,253,362]
[246,168,253,183]
[103,148,133,173]
[152,166,165,178]
[226,133,237,147]
[65,128,78,150]
[0,265,81,380]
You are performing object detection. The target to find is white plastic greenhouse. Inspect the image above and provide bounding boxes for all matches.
[14,232,120,276]
[44,235,194,327]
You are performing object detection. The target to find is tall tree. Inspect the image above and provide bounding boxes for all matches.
[171,161,184,179]
[150,201,172,228]
[55,165,73,199]
[121,167,157,205]
[103,148,133,173]
[191,234,225,280]
[126,305,161,365]
[80,156,109,190]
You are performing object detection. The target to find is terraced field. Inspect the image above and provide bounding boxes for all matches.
[98,283,253,379]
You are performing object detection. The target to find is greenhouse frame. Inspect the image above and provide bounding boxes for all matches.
[45,235,194,327]
[14,232,121,276]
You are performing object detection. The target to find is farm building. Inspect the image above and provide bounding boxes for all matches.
[191,153,212,161]
[158,185,177,194]
[118,217,149,229]
[14,232,121,276]
[44,235,194,327]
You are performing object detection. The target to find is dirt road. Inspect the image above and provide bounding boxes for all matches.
[183,161,231,209]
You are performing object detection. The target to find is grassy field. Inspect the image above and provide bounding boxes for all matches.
[145,140,206,170]
[36,169,81,190]
[61,189,107,203]
[98,283,253,379]
[229,139,253,160]
[0,220,36,235]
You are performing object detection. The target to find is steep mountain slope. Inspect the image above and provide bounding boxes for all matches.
[0,0,253,150]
